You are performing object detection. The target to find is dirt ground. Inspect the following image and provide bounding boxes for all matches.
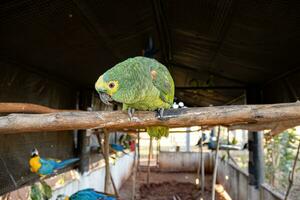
[119,172,228,200]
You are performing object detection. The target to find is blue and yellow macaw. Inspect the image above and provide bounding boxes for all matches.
[56,188,116,200]
[29,148,79,176]
[110,144,127,155]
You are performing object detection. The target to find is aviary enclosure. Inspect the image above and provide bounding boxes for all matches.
[0,0,299,200]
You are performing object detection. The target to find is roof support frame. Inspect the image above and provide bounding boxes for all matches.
[151,0,172,66]
[71,0,122,60]
[171,62,247,85]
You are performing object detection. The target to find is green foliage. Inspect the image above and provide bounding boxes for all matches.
[264,128,300,190]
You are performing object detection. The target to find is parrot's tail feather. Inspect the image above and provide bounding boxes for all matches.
[55,158,79,170]
[147,126,169,139]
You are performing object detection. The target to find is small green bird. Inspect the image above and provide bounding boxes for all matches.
[30,180,52,200]
[95,56,175,138]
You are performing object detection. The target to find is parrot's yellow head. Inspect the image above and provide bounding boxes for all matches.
[29,148,41,173]
[95,75,119,96]
[95,74,120,105]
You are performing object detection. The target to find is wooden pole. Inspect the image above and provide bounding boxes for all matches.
[110,172,119,197]
[131,139,137,200]
[212,126,221,200]
[137,131,140,172]
[227,129,230,161]
[103,130,111,193]
[200,132,205,196]
[157,139,160,166]
[1,103,300,134]
[196,135,201,189]
[0,103,77,113]
[284,139,300,200]
[147,136,153,186]
[98,132,119,197]
[156,139,160,166]
[196,132,205,197]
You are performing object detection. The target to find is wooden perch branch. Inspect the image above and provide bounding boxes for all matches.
[230,119,300,140]
[0,102,300,134]
[0,103,77,113]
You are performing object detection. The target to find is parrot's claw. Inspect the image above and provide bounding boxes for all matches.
[128,108,136,121]
[157,108,165,119]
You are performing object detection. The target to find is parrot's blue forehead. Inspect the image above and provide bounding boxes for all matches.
[102,73,109,82]
[103,66,122,81]
[102,72,114,82]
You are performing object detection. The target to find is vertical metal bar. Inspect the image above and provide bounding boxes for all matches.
[78,90,92,174]
[248,131,265,188]
[246,86,265,199]
[78,129,90,173]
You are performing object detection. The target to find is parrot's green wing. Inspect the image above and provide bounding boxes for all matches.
[149,61,174,106]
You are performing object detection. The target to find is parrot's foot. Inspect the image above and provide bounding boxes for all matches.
[128,107,135,120]
[157,108,165,119]
[128,108,139,121]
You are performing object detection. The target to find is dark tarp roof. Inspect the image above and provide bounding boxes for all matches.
[0,0,299,106]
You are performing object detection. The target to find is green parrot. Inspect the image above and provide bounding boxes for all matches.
[95,56,175,138]
[30,180,52,200]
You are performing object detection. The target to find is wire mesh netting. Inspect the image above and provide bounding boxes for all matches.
[0,132,75,195]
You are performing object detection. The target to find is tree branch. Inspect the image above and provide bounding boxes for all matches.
[0,103,300,134]
[284,139,300,200]
[0,103,77,113]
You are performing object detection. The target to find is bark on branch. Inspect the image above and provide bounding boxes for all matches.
[0,102,300,134]
[0,103,77,113]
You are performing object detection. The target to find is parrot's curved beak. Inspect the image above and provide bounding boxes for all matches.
[95,75,116,105]
[31,148,39,157]
[99,92,114,105]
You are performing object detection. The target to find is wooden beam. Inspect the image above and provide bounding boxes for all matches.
[171,62,247,85]
[0,58,77,89]
[0,103,77,114]
[176,86,245,90]
[262,66,300,88]
[71,0,122,60]
[1,103,300,134]
[151,0,172,65]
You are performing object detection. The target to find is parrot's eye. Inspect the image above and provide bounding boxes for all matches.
[108,82,115,89]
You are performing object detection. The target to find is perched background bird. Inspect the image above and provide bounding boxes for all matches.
[29,148,79,176]
[56,188,116,200]
[110,143,128,155]
[95,56,175,139]
[30,180,52,200]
